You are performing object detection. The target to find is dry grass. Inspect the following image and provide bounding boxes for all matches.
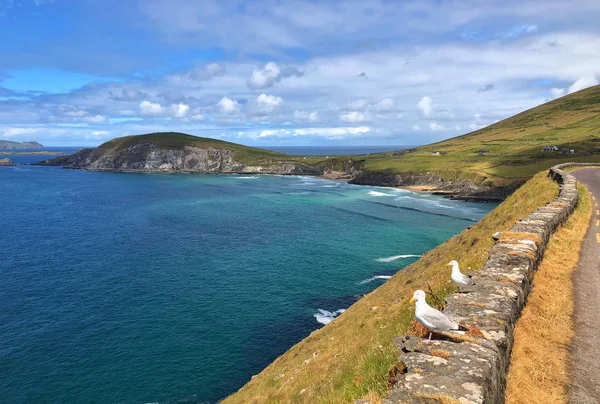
[505,185,592,404]
[499,232,543,246]
[430,350,451,360]
[410,319,431,338]
[411,392,463,404]
[223,172,559,404]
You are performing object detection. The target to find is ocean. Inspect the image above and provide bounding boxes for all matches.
[0,148,496,403]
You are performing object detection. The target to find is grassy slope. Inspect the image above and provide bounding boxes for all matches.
[357,85,600,186]
[94,132,290,166]
[223,172,558,404]
[505,184,591,403]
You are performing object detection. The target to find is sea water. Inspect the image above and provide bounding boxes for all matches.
[0,163,495,403]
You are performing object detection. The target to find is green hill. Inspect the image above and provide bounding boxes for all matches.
[354,85,600,186]
[94,132,289,165]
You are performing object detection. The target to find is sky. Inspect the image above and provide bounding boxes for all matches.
[1,0,600,147]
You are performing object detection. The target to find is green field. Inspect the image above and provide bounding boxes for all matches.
[348,85,600,186]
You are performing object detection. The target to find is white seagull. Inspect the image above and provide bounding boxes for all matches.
[447,260,475,287]
[410,289,465,341]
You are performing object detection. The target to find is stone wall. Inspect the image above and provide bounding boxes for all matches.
[377,164,599,404]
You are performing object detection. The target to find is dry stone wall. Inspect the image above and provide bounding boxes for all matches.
[377,164,599,404]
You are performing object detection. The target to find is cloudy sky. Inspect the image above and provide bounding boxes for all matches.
[1,0,600,146]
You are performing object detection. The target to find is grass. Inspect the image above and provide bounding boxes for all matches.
[351,85,600,188]
[505,184,592,404]
[222,172,558,404]
[93,132,290,166]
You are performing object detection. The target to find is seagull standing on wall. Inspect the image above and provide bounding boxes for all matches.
[447,260,475,287]
[410,290,466,342]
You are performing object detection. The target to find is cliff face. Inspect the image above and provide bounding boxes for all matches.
[35,142,323,175]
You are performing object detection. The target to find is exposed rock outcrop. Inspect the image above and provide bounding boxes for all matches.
[0,158,17,166]
[349,171,520,201]
[35,142,323,175]
[376,163,600,404]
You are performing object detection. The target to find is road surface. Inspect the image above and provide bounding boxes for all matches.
[570,168,600,404]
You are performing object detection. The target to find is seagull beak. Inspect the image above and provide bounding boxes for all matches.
[410,297,416,303]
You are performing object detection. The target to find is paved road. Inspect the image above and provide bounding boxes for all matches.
[570,168,600,404]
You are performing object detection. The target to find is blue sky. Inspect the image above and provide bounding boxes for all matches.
[1,0,600,147]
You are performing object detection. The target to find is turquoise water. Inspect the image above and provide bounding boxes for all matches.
[0,165,496,403]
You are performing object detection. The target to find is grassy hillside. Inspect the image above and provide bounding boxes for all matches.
[354,85,600,187]
[94,132,289,165]
[222,172,558,403]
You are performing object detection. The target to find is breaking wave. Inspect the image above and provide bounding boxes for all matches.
[367,190,393,197]
[359,275,392,284]
[376,254,421,263]
[314,309,346,325]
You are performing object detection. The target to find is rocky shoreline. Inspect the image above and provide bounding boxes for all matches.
[34,142,510,202]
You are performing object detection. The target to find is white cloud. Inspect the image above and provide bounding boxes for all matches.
[294,110,319,123]
[340,111,371,123]
[90,130,109,137]
[83,115,107,123]
[217,97,240,114]
[417,96,433,117]
[413,125,420,131]
[191,113,205,121]
[568,76,599,94]
[348,99,368,110]
[53,104,88,118]
[139,100,163,116]
[248,62,281,89]
[0,127,40,138]
[171,103,190,118]
[247,62,302,89]
[254,93,284,114]
[373,98,395,112]
[255,126,371,139]
[550,87,566,99]
[429,122,445,131]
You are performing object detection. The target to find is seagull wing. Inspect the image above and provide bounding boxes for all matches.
[461,273,475,286]
[418,306,460,331]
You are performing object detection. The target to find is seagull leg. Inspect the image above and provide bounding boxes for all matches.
[422,332,432,343]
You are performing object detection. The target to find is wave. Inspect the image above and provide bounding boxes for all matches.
[314,308,346,325]
[234,176,259,179]
[376,254,421,263]
[359,275,392,284]
[367,190,393,197]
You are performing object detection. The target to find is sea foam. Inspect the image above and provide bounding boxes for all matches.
[367,190,393,197]
[314,309,346,325]
[359,275,392,285]
[376,254,421,263]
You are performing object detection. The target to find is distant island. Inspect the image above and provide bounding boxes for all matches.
[0,151,65,156]
[0,140,43,150]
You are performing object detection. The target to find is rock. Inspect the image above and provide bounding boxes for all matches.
[35,142,324,176]
[0,158,17,166]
